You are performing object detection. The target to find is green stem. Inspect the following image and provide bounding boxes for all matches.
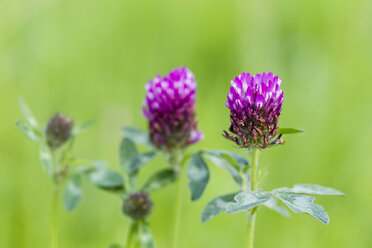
[247,148,260,248]
[247,212,256,248]
[125,223,137,248]
[50,184,59,248]
[171,176,184,248]
[250,148,259,192]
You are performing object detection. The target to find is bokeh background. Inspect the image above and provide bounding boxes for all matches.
[1,0,372,247]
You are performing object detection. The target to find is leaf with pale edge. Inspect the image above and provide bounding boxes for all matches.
[201,192,237,223]
[39,144,53,177]
[138,223,155,248]
[272,191,329,224]
[276,184,344,196]
[278,128,304,135]
[263,197,290,217]
[216,150,249,170]
[225,191,271,214]
[202,151,242,186]
[122,126,153,148]
[18,97,39,130]
[88,168,124,189]
[16,120,40,141]
[142,169,177,193]
[187,152,209,201]
[63,174,83,211]
[128,152,157,174]
[119,137,138,173]
[72,120,94,136]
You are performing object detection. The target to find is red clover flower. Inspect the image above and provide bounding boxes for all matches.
[142,67,203,152]
[223,72,284,149]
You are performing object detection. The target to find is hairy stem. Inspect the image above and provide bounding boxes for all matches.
[50,184,59,248]
[125,223,137,248]
[247,148,260,248]
[171,174,184,248]
[250,148,259,192]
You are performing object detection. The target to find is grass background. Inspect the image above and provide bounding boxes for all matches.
[1,0,372,247]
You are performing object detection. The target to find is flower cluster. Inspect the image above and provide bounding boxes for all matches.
[122,192,153,220]
[223,72,284,149]
[46,113,73,149]
[142,67,203,151]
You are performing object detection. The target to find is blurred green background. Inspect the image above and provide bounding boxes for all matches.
[1,0,371,247]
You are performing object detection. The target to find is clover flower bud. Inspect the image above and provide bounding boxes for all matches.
[142,67,203,151]
[46,113,73,149]
[122,192,153,220]
[223,72,284,149]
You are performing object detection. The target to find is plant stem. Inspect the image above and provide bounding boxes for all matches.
[171,175,184,248]
[125,223,137,248]
[247,148,260,248]
[250,148,259,192]
[50,184,59,248]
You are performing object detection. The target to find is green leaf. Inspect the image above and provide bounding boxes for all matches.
[142,169,177,193]
[225,191,271,214]
[278,128,304,135]
[39,144,54,177]
[202,150,242,186]
[92,160,108,169]
[76,165,94,174]
[201,192,238,223]
[88,168,124,189]
[212,150,249,170]
[107,243,122,248]
[119,137,138,173]
[272,191,329,224]
[18,97,39,130]
[122,126,153,148]
[263,198,290,217]
[138,223,155,248]
[72,120,94,136]
[63,174,83,211]
[187,152,209,201]
[15,120,41,141]
[277,184,344,196]
[128,152,157,174]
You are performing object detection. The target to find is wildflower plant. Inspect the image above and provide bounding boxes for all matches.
[198,72,344,248]
[141,67,205,248]
[14,70,344,248]
[87,127,176,248]
[108,67,248,248]
[136,67,253,247]
[15,98,94,248]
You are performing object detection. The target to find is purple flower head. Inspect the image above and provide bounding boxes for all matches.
[46,113,73,149]
[122,192,152,220]
[142,67,203,151]
[223,72,284,149]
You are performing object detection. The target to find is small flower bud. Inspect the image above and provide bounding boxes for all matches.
[122,192,153,220]
[46,113,73,149]
[224,72,284,149]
